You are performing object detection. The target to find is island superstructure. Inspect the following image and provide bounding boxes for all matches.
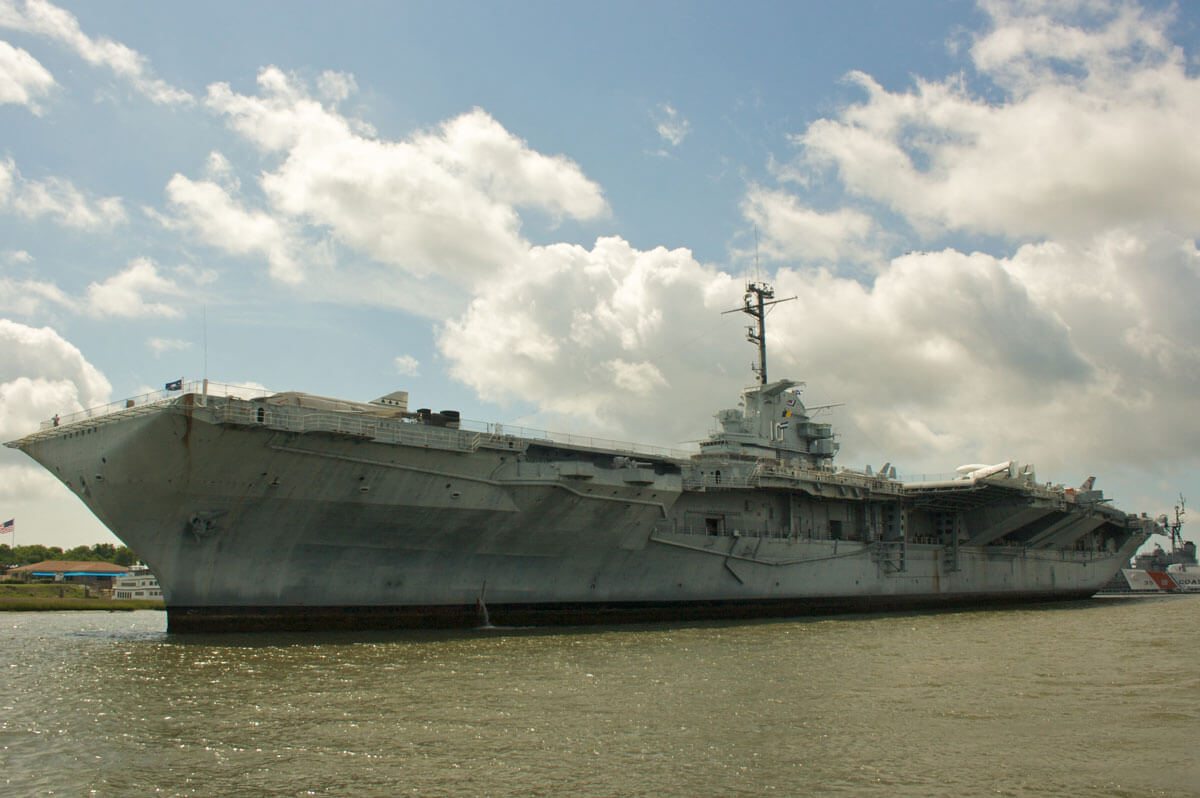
[6,281,1160,631]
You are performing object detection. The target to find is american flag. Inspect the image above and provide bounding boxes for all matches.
[1,519,13,534]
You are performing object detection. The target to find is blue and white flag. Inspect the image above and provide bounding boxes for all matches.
[165,379,183,391]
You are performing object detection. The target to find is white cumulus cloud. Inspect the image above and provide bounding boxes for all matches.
[440,236,742,438]
[394,354,420,376]
[0,318,112,505]
[0,461,61,501]
[0,0,192,105]
[85,258,185,318]
[158,172,304,284]
[791,2,1200,241]
[0,37,53,111]
[729,0,1200,479]
[0,318,111,442]
[179,67,607,303]
[3,258,208,321]
[0,273,77,316]
[774,231,1200,475]
[742,186,883,265]
[433,0,1200,487]
[0,157,126,230]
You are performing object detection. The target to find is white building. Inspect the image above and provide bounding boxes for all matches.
[112,566,162,600]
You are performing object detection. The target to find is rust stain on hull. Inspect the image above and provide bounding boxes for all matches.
[181,394,194,447]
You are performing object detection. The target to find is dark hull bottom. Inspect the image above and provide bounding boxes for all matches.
[167,590,1098,633]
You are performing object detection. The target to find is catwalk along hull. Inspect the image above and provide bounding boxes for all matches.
[8,387,1153,632]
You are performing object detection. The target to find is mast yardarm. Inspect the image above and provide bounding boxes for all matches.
[722,281,796,384]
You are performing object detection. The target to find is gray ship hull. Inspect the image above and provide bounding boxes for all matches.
[9,390,1150,632]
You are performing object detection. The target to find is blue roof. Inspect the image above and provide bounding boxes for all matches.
[32,571,126,577]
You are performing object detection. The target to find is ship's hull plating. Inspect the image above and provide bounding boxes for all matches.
[166,591,1100,632]
[17,400,1146,632]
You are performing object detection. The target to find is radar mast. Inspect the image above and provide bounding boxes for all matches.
[723,281,796,385]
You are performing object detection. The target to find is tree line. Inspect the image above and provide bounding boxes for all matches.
[1,542,139,567]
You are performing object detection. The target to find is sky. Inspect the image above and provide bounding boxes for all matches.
[1,0,1197,551]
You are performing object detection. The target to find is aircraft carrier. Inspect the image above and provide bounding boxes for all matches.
[6,282,1160,631]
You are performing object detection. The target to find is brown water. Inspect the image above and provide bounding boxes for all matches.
[1,597,1197,797]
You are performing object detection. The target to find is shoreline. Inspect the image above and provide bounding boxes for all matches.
[0,597,164,611]
[0,584,163,611]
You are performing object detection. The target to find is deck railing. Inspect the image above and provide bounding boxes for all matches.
[37,380,270,431]
[210,400,697,460]
[210,401,479,452]
[463,420,692,460]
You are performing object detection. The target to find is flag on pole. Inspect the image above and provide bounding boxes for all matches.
[165,379,183,391]
[1,519,13,534]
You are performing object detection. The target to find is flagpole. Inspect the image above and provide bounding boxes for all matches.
[202,304,209,404]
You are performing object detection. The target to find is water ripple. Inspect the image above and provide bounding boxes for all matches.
[1,600,1197,796]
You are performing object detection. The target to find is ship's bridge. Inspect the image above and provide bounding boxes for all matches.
[696,378,838,467]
